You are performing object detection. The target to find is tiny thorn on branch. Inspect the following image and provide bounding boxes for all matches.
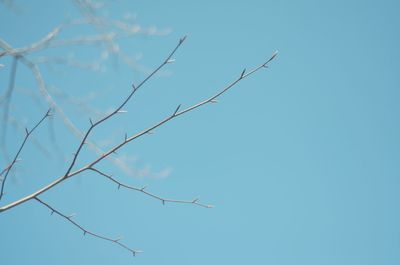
[166,58,175,64]
[210,99,218,103]
[240,68,246,78]
[89,118,93,126]
[114,237,123,242]
[25,127,29,135]
[117,110,128,114]
[67,213,76,219]
[173,104,181,116]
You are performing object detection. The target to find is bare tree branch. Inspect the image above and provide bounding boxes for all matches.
[0,26,62,58]
[0,109,51,200]
[63,35,187,179]
[89,167,213,208]
[34,196,141,256]
[0,45,277,213]
[0,55,19,160]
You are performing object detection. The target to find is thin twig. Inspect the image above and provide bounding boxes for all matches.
[34,196,141,256]
[0,109,51,200]
[89,167,213,208]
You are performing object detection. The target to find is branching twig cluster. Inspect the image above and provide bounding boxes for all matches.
[0,6,168,177]
[0,34,277,253]
[0,3,277,255]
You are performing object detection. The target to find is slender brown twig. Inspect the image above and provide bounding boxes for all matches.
[0,109,51,200]
[34,196,141,256]
[89,167,213,208]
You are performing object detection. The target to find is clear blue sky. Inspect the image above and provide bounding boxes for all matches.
[1,0,399,264]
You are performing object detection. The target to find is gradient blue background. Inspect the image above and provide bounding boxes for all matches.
[1,1,399,264]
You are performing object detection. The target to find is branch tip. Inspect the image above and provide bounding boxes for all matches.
[264,50,278,66]
[179,35,187,44]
